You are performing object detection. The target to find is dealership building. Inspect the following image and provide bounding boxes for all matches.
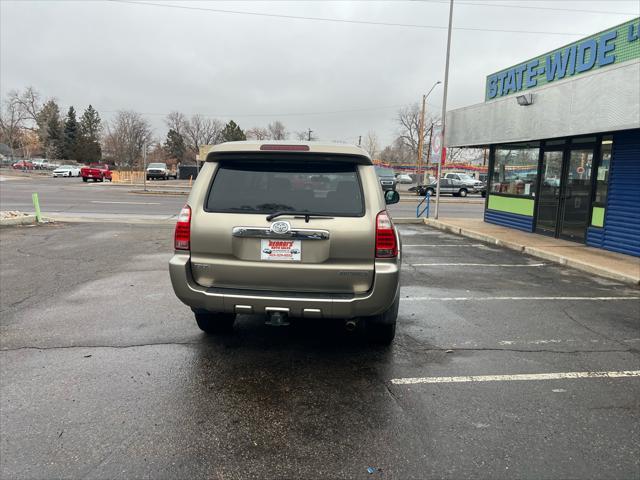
[446,18,640,257]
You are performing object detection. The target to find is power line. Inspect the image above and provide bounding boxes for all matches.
[96,101,442,119]
[419,0,639,16]
[107,0,593,37]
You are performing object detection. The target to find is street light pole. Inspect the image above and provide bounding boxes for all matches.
[417,94,426,185]
[417,81,441,186]
[435,0,454,220]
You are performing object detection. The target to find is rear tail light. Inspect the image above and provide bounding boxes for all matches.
[174,205,191,250]
[375,210,398,258]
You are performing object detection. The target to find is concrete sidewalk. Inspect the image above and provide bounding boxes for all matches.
[424,217,640,285]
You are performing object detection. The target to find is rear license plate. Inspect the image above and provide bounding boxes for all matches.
[261,239,301,261]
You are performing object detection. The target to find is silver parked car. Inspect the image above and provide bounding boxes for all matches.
[169,141,402,344]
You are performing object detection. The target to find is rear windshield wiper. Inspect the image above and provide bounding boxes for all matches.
[266,211,334,222]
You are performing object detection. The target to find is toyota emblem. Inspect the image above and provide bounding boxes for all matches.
[270,221,291,234]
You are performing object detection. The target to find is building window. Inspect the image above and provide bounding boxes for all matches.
[594,136,612,206]
[491,142,540,197]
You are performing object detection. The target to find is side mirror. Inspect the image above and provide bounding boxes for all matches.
[384,190,400,205]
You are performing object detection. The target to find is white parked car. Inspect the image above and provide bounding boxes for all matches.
[395,173,413,184]
[52,165,81,177]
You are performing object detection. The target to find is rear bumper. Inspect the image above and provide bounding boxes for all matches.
[169,254,400,319]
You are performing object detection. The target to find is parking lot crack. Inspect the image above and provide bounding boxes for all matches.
[0,341,203,352]
[562,308,631,351]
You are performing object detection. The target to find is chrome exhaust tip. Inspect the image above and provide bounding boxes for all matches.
[345,320,357,332]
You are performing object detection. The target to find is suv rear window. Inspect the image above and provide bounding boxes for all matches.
[206,161,364,216]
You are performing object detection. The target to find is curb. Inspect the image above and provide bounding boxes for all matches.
[50,215,176,225]
[424,218,640,285]
[128,190,189,196]
[399,197,484,204]
[0,215,38,227]
[0,216,55,228]
[392,218,425,225]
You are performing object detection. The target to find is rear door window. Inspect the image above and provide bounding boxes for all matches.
[206,161,364,216]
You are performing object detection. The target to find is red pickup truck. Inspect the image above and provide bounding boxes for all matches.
[81,164,112,182]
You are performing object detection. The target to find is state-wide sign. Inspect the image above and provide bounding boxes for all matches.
[485,18,640,100]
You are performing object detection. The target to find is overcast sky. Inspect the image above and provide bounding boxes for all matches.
[1,0,638,146]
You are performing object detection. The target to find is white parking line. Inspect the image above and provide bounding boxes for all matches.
[410,263,546,267]
[90,201,161,205]
[391,370,640,385]
[400,296,640,301]
[403,244,485,247]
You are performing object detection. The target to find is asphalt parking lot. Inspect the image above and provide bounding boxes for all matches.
[0,173,485,220]
[1,220,639,479]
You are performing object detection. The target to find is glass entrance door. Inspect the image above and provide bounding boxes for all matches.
[559,148,594,241]
[536,150,563,236]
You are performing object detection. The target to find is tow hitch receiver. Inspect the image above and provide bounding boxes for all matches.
[266,310,290,327]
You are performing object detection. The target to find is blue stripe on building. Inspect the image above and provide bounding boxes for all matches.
[586,129,640,257]
[484,209,534,232]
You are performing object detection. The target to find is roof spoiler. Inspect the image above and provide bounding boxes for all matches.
[205,151,373,165]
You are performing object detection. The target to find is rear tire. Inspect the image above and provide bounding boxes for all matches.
[194,311,236,334]
[82,177,88,182]
[364,291,399,345]
[459,189,468,197]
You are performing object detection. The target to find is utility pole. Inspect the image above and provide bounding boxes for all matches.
[425,123,434,183]
[143,141,147,192]
[416,94,426,186]
[358,135,362,147]
[307,129,313,141]
[435,0,454,220]
[417,81,441,186]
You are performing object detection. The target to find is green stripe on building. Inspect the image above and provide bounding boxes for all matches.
[591,207,605,228]
[487,195,535,216]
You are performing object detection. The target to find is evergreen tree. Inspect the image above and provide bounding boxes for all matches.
[164,128,186,162]
[77,105,102,162]
[63,106,79,160]
[37,100,63,159]
[221,120,246,142]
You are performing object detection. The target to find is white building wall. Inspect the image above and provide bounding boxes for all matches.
[446,59,640,147]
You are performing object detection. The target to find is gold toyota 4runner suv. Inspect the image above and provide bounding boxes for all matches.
[169,141,401,344]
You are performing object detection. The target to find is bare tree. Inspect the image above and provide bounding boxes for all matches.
[363,130,379,158]
[103,110,153,168]
[444,147,484,164]
[165,111,187,136]
[267,120,287,140]
[294,129,316,141]
[246,127,269,140]
[397,104,438,156]
[0,91,26,158]
[183,114,223,160]
[16,86,41,128]
[379,137,413,165]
